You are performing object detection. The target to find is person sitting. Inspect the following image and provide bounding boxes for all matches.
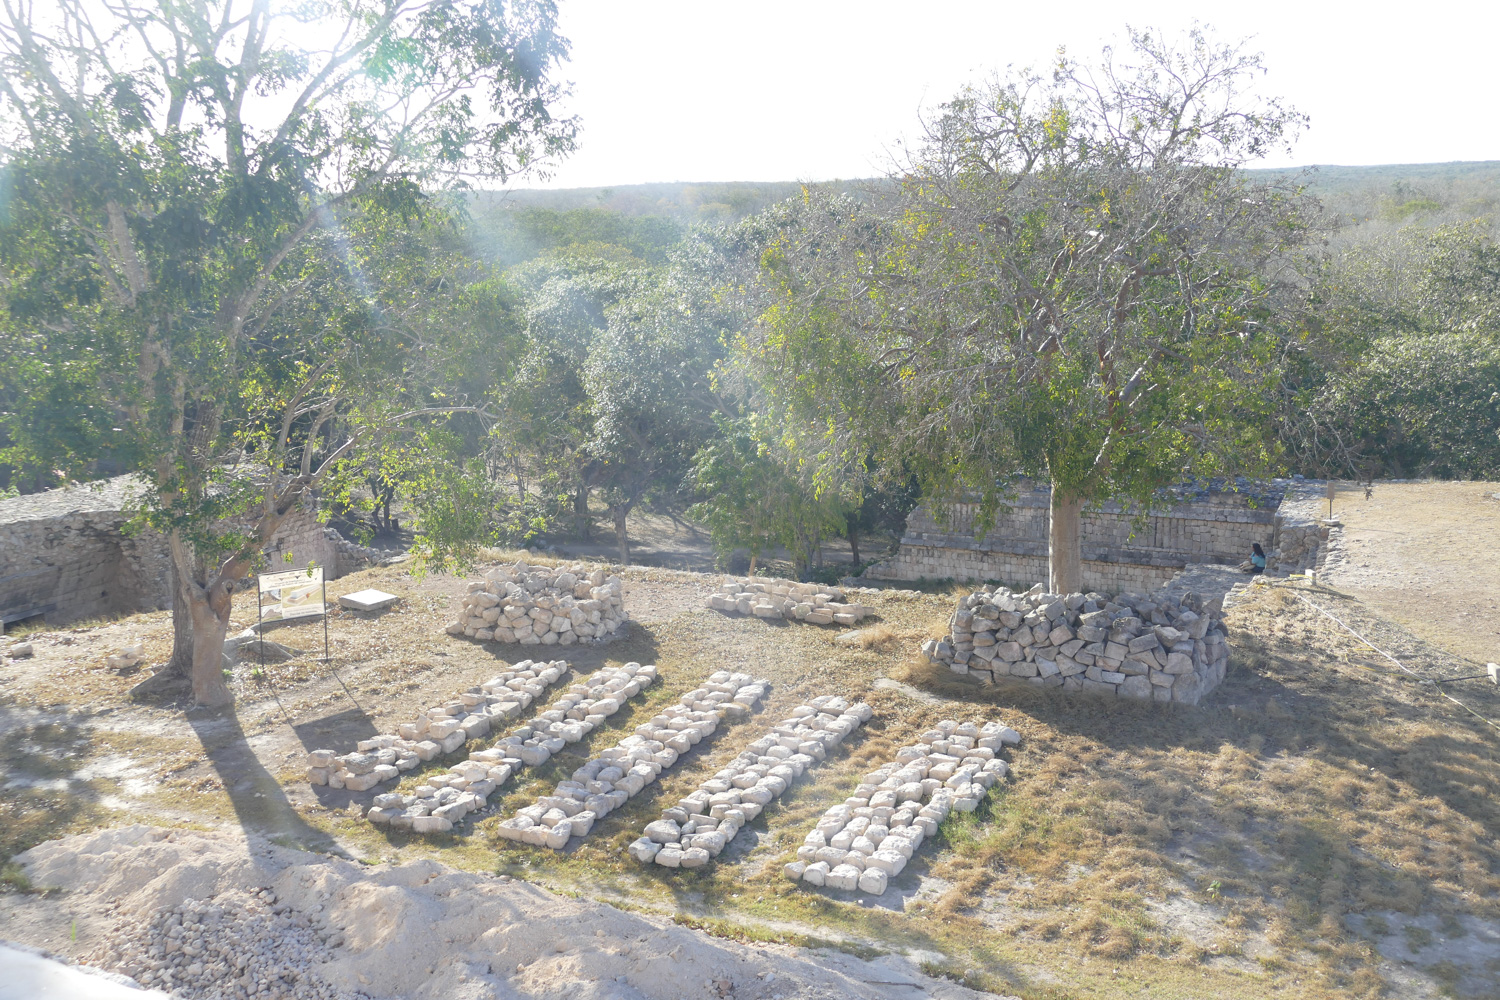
[1249,542,1267,575]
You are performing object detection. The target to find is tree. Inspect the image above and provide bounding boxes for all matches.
[0,0,575,706]
[749,28,1318,592]
[1287,222,1500,478]
[687,414,859,579]
[502,243,647,540]
[582,260,736,564]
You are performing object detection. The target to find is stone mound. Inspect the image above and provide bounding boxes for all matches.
[922,583,1228,704]
[446,562,626,645]
[707,576,870,625]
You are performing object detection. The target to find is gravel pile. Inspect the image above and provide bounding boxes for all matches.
[91,889,365,1000]
[19,824,1007,1000]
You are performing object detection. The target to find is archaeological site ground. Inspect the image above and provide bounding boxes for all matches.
[1,480,1497,1000]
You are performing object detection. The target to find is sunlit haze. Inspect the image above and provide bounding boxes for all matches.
[526,0,1500,189]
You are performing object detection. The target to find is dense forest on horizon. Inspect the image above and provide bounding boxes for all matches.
[465,161,1500,266]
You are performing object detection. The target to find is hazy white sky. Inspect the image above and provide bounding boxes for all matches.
[529,0,1499,189]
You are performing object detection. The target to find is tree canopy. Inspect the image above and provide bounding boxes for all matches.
[746,28,1320,591]
[0,0,576,706]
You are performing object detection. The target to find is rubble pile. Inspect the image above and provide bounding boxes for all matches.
[305,660,568,790]
[922,583,1228,705]
[783,720,1018,895]
[497,671,770,850]
[100,890,361,1000]
[446,562,627,645]
[368,662,658,833]
[629,696,873,870]
[707,576,870,625]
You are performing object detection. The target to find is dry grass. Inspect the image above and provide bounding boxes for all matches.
[3,557,1499,998]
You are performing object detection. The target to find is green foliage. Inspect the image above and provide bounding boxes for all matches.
[744,29,1316,582]
[1289,222,1500,478]
[1312,334,1500,479]
[468,204,683,267]
[687,416,855,579]
[0,0,575,694]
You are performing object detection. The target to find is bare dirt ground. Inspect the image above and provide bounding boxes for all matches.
[2,485,1499,999]
[1322,480,1500,667]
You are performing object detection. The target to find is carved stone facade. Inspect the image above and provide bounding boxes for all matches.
[868,479,1329,591]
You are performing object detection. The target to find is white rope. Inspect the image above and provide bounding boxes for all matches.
[1283,587,1500,737]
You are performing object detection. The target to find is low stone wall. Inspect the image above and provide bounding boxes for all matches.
[784,720,1017,895]
[707,576,871,625]
[497,672,773,850]
[1269,480,1333,575]
[922,583,1228,705]
[0,475,352,628]
[445,562,627,646]
[305,659,568,791]
[371,661,655,833]
[869,479,1296,590]
[628,694,867,870]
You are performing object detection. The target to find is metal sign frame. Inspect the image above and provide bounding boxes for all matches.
[252,565,359,721]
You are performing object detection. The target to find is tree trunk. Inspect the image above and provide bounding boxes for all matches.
[187,584,234,708]
[848,526,861,567]
[165,560,194,677]
[1048,488,1084,595]
[166,534,234,708]
[574,486,591,539]
[612,504,629,566]
[747,552,758,574]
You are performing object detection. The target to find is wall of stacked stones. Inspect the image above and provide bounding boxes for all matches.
[1269,481,1333,575]
[868,484,1284,589]
[446,562,627,646]
[923,584,1229,705]
[707,577,871,625]
[0,475,363,628]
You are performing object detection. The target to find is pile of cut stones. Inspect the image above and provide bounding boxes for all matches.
[922,584,1228,705]
[497,671,769,850]
[707,576,870,625]
[445,561,627,645]
[629,696,873,869]
[784,719,1018,895]
[305,660,567,790]
[101,889,362,1000]
[368,662,657,833]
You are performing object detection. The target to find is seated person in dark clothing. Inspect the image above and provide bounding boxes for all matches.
[1250,542,1267,574]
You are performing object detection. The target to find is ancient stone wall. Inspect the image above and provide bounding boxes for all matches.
[922,582,1229,705]
[869,480,1309,590]
[0,475,361,628]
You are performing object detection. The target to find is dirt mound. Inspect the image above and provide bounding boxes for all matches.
[18,825,1004,1000]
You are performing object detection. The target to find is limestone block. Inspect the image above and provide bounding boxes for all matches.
[629,837,662,862]
[857,869,889,895]
[826,864,862,890]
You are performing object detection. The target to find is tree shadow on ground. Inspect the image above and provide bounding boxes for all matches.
[187,708,331,851]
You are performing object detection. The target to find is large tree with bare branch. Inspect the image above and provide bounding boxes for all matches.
[751,27,1320,592]
[0,0,575,706]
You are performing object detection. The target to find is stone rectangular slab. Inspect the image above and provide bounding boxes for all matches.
[338,588,400,612]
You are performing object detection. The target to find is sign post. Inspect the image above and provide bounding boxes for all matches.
[255,566,360,718]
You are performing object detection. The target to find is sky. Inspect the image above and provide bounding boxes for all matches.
[526,0,1500,189]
